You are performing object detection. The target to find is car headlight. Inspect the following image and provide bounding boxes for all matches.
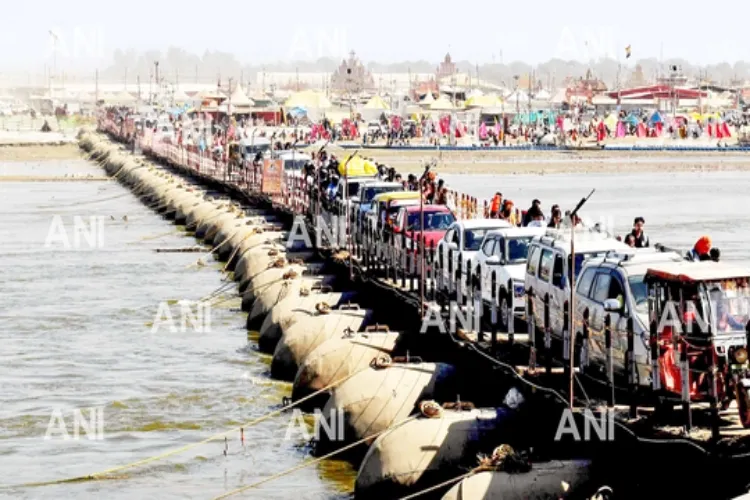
[734,347,748,364]
[513,282,525,297]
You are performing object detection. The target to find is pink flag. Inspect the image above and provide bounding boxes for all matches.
[479,122,487,139]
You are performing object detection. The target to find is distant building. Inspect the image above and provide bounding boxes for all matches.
[436,53,457,80]
[563,69,608,103]
[330,51,375,94]
[626,64,647,88]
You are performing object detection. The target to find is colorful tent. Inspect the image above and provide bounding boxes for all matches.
[338,154,378,177]
[464,94,502,108]
[363,95,390,110]
[430,97,455,110]
[284,90,332,109]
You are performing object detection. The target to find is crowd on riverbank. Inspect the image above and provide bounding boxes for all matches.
[108,101,750,153]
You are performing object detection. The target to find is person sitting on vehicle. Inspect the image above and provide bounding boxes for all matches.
[710,248,721,262]
[687,236,712,261]
[629,217,649,247]
[624,234,636,247]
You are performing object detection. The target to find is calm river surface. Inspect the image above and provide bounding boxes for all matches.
[2,156,750,499]
[446,170,750,262]
[0,158,353,499]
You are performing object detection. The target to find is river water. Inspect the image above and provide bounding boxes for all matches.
[446,170,750,262]
[2,156,750,499]
[0,159,353,499]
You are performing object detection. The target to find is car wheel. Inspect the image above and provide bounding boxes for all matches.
[499,293,510,332]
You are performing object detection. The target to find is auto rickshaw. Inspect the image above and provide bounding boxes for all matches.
[645,261,750,426]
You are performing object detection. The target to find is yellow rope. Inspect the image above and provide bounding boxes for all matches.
[0,370,364,490]
[212,415,417,500]
[221,231,260,273]
[185,230,237,269]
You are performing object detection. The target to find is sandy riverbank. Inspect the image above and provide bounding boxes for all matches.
[320,146,750,174]
[0,144,82,161]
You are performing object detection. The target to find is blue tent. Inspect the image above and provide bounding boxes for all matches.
[649,111,662,125]
[289,106,307,117]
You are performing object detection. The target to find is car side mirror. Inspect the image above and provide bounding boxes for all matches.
[603,298,622,312]
[486,255,501,265]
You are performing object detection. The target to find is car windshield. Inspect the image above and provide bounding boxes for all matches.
[463,229,489,251]
[244,144,270,156]
[505,237,534,264]
[283,159,307,170]
[704,279,750,332]
[407,211,455,231]
[628,274,649,314]
[347,182,361,198]
[363,186,401,203]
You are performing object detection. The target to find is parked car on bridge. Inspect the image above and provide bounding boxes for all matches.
[435,219,512,298]
[471,226,546,330]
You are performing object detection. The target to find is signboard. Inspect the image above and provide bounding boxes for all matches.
[261,159,283,195]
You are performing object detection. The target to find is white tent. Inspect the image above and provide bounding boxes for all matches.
[535,89,551,100]
[550,89,568,104]
[430,97,455,110]
[172,88,192,103]
[228,84,254,107]
[505,90,529,103]
[420,92,435,104]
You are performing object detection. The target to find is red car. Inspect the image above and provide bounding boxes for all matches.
[392,205,456,252]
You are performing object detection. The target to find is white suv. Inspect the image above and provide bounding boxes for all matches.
[574,248,684,385]
[472,227,546,330]
[525,228,630,340]
[436,219,511,296]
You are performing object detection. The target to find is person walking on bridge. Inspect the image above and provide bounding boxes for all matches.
[490,192,502,218]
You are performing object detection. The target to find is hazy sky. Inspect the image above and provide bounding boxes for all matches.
[2,0,746,71]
